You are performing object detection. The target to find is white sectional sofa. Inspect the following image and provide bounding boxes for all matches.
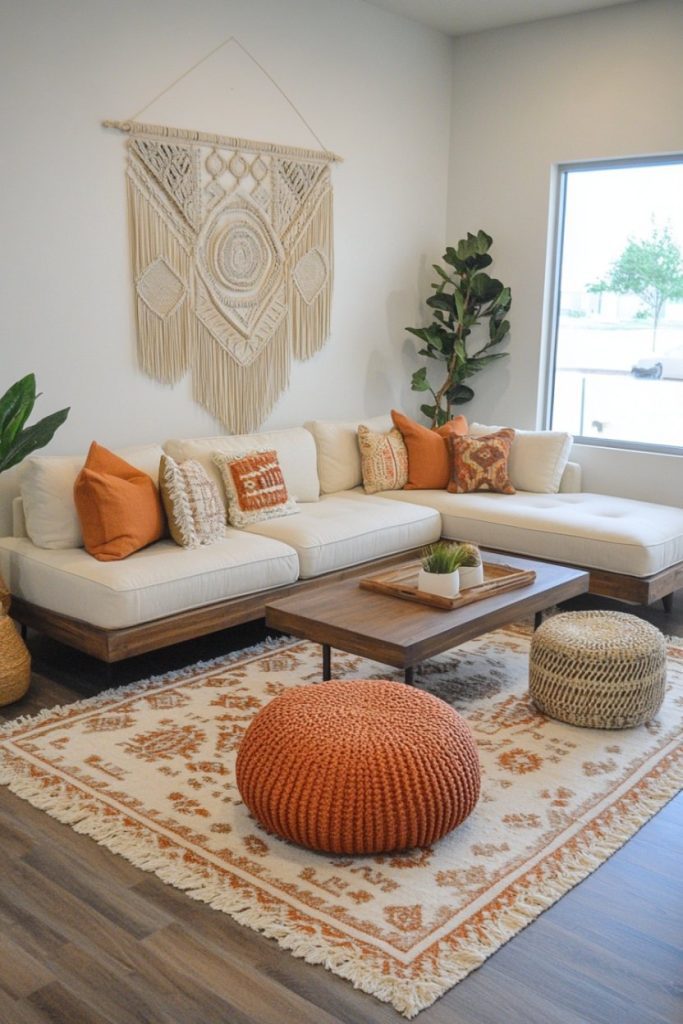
[1,416,681,663]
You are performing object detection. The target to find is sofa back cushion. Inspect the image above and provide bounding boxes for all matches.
[305,415,393,494]
[164,427,320,510]
[21,443,165,549]
[469,423,572,493]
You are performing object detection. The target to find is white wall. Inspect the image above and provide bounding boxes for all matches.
[0,0,452,530]
[447,0,683,506]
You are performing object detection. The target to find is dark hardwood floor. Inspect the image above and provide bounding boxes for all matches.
[1,591,681,1024]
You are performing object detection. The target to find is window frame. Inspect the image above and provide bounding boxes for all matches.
[543,153,683,457]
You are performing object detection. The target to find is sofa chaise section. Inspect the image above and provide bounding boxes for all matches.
[380,488,683,605]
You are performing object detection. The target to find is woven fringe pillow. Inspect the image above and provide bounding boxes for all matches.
[357,425,408,493]
[159,454,225,549]
[212,449,299,528]
[447,429,516,494]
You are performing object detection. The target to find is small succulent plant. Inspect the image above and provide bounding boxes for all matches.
[421,542,469,575]
[457,542,481,567]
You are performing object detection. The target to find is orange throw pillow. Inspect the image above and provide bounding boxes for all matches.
[391,409,469,489]
[74,442,165,561]
[447,429,516,494]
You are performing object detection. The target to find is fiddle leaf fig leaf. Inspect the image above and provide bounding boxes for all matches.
[411,367,431,392]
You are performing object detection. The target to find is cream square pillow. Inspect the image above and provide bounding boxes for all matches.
[305,414,393,493]
[21,443,165,549]
[469,423,572,493]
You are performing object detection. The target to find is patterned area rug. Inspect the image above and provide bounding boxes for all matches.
[1,625,681,1018]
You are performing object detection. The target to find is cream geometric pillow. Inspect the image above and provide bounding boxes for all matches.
[159,455,225,548]
[357,426,409,493]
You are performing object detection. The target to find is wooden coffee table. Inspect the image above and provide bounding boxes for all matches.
[265,551,589,683]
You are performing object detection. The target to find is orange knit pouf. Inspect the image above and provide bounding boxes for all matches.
[236,679,480,855]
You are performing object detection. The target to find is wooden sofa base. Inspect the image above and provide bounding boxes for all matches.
[9,553,683,664]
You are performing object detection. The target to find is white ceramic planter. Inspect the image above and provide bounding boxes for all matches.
[458,563,485,589]
[417,568,460,598]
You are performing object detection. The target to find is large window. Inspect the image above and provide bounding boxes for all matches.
[547,157,683,453]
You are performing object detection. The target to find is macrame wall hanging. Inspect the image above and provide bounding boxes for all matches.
[104,38,341,434]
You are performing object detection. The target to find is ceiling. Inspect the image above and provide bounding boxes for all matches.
[364,0,639,36]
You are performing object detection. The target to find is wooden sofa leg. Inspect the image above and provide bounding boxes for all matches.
[662,593,674,613]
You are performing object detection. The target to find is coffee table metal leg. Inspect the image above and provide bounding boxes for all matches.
[322,644,331,680]
[404,665,415,685]
[534,611,543,630]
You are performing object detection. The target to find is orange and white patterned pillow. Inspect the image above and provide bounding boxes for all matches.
[357,426,409,493]
[159,454,225,549]
[212,449,299,528]
[447,429,516,494]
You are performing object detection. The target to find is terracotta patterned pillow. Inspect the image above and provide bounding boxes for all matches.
[212,449,299,528]
[447,429,516,494]
[357,426,408,493]
[159,454,225,548]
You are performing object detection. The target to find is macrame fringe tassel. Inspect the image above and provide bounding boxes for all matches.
[192,320,292,434]
[290,184,333,361]
[127,175,191,385]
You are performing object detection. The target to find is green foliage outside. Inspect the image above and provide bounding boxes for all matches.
[406,231,512,427]
[0,374,70,473]
[588,225,683,349]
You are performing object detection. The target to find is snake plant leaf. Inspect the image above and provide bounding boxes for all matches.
[0,374,37,445]
[0,406,71,473]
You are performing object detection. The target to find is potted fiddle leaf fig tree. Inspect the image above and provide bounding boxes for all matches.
[407,231,512,427]
[0,374,70,474]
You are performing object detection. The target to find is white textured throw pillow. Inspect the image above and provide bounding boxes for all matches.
[469,424,573,493]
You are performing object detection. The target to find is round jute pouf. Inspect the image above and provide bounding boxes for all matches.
[236,679,480,855]
[0,614,31,707]
[529,611,666,729]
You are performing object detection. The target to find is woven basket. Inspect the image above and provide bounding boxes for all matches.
[0,614,30,707]
[529,610,666,729]
[0,574,10,615]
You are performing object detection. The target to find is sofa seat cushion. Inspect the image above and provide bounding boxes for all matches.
[245,491,441,578]
[378,490,683,578]
[0,534,299,630]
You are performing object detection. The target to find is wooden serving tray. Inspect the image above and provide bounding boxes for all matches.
[359,560,536,610]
